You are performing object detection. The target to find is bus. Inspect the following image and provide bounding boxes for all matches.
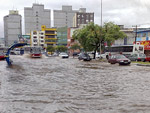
[105,43,144,58]
[24,46,42,58]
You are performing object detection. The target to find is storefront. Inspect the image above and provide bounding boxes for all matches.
[139,41,150,56]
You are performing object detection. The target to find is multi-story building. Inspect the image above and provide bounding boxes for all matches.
[54,5,79,28]
[4,10,22,46]
[24,3,51,34]
[57,27,68,46]
[73,8,94,27]
[41,25,57,47]
[0,38,5,47]
[30,31,45,47]
[114,28,135,45]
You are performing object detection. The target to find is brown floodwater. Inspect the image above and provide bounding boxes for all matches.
[0,55,150,113]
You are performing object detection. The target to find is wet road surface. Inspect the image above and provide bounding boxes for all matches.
[0,55,150,113]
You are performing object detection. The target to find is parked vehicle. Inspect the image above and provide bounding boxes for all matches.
[0,53,5,60]
[59,52,69,58]
[96,53,106,59]
[108,54,131,65]
[128,53,146,62]
[78,53,91,61]
[145,56,150,62]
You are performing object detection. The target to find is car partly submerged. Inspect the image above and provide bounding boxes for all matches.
[59,52,69,58]
[108,54,131,65]
[78,53,91,61]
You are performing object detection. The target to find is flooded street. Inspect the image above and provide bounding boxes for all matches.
[0,55,150,113]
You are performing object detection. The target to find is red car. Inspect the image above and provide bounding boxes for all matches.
[145,56,150,62]
[108,54,131,65]
[0,53,5,60]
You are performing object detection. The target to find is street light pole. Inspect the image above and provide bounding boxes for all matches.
[100,0,102,54]
[101,0,102,27]
[135,25,137,44]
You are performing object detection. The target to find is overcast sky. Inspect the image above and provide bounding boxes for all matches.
[0,0,150,37]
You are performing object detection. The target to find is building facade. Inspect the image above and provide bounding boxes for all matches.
[4,10,22,46]
[57,27,68,46]
[54,5,79,28]
[0,38,5,47]
[114,28,135,45]
[41,25,57,47]
[24,3,51,34]
[30,31,45,47]
[73,9,94,27]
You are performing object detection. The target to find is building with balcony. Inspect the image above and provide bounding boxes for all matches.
[30,30,45,47]
[41,25,57,46]
[24,3,51,34]
[4,10,22,46]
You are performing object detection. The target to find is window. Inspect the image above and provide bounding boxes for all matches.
[143,33,146,37]
[33,31,37,35]
[40,33,44,35]
[33,36,37,38]
[33,40,37,42]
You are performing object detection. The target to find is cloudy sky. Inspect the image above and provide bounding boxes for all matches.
[0,0,150,37]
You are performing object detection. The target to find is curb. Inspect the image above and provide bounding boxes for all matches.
[136,64,150,67]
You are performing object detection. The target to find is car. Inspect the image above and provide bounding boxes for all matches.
[59,52,69,58]
[78,53,91,61]
[96,53,106,59]
[0,53,5,60]
[108,54,131,65]
[73,52,80,57]
[145,55,150,62]
[128,53,146,62]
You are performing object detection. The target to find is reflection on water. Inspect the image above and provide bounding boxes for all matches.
[0,55,150,112]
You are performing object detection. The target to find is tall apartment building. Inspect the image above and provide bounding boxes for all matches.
[4,10,22,46]
[54,5,79,28]
[24,3,51,34]
[73,8,94,27]
[41,25,57,46]
[30,31,45,47]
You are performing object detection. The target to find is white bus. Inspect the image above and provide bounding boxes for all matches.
[105,43,144,58]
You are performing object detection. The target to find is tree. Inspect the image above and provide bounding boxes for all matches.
[104,22,127,46]
[46,45,55,54]
[55,45,68,53]
[70,43,81,50]
[73,22,127,59]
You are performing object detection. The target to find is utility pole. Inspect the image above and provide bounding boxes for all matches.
[135,25,137,45]
[100,0,102,54]
[101,0,102,27]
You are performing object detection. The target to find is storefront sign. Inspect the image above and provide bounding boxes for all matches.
[140,41,150,50]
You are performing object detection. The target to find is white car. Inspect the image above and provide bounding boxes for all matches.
[96,53,106,59]
[59,52,69,58]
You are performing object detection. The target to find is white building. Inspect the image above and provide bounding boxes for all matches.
[24,3,51,34]
[30,31,45,47]
[4,10,22,46]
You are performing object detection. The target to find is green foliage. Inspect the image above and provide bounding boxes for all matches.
[55,45,68,52]
[72,22,127,58]
[46,45,55,52]
[103,22,127,46]
[73,22,102,52]
[70,43,81,50]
